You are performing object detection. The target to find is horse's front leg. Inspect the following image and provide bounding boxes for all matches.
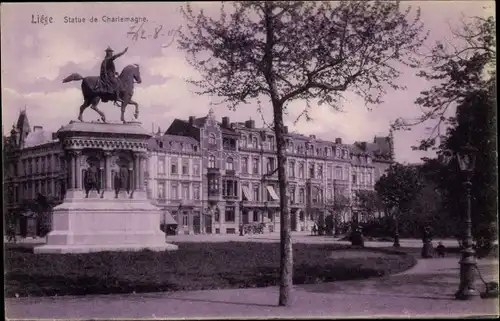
[129,99,139,119]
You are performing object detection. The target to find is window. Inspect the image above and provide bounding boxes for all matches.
[171,184,178,199]
[182,162,189,175]
[324,147,329,156]
[252,158,259,174]
[268,136,275,150]
[41,180,46,195]
[336,148,341,158]
[158,159,165,174]
[309,163,315,179]
[240,135,247,148]
[288,161,295,178]
[352,174,357,184]
[343,167,349,181]
[41,158,45,173]
[226,157,234,170]
[335,167,342,180]
[327,189,333,201]
[266,157,275,174]
[225,206,236,222]
[158,183,165,199]
[253,211,259,222]
[209,133,216,145]
[208,155,216,168]
[367,156,372,164]
[171,163,177,174]
[252,137,258,149]
[343,150,348,159]
[299,163,304,178]
[328,166,333,179]
[209,178,219,192]
[193,163,200,176]
[182,184,190,199]
[182,213,189,226]
[241,157,248,173]
[193,185,200,200]
[299,188,305,203]
[317,165,323,179]
[290,187,296,203]
[253,185,259,202]
[367,173,372,185]
[359,173,365,184]
[223,180,237,197]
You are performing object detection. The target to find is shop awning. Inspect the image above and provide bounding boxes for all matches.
[242,186,252,201]
[163,210,178,225]
[266,185,279,201]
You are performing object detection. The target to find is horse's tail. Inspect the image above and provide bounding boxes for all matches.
[62,73,84,83]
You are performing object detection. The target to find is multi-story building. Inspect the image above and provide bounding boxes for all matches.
[164,109,394,234]
[146,130,203,235]
[4,110,66,236]
[4,108,394,236]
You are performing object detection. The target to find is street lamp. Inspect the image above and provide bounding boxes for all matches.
[441,145,479,300]
[392,206,400,248]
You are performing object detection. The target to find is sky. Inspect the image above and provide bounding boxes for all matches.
[1,1,494,163]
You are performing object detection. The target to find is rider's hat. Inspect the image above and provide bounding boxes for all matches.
[105,47,114,53]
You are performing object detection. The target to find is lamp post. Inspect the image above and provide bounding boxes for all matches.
[441,145,479,300]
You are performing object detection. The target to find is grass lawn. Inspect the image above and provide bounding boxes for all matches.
[4,242,416,298]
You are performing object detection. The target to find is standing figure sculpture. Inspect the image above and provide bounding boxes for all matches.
[62,46,142,123]
[98,47,128,103]
[84,164,101,198]
[114,167,131,198]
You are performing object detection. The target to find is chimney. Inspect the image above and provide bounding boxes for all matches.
[335,138,342,144]
[309,134,316,139]
[33,126,43,132]
[222,116,230,128]
[188,116,195,125]
[245,120,255,129]
[284,126,288,134]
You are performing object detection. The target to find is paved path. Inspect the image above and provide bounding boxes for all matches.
[5,257,498,319]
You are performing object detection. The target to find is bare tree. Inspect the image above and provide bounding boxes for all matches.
[392,15,495,150]
[178,0,427,306]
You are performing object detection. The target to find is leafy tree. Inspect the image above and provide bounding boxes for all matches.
[178,1,427,305]
[375,163,423,245]
[392,15,495,150]
[326,193,352,236]
[355,190,383,222]
[436,81,497,246]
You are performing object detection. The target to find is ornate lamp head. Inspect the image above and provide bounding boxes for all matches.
[457,146,477,173]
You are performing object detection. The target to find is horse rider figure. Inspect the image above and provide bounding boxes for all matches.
[84,164,101,198]
[97,46,128,103]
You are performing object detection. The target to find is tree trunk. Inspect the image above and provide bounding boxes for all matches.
[273,101,293,306]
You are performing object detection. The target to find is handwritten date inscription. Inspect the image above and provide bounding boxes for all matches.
[127,22,180,48]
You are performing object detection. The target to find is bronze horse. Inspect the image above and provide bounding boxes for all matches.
[62,64,142,123]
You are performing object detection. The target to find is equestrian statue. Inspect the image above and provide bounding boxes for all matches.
[62,46,142,123]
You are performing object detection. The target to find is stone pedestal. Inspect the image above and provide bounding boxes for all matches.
[34,121,178,254]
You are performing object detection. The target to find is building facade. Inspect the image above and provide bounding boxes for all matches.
[4,108,394,236]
